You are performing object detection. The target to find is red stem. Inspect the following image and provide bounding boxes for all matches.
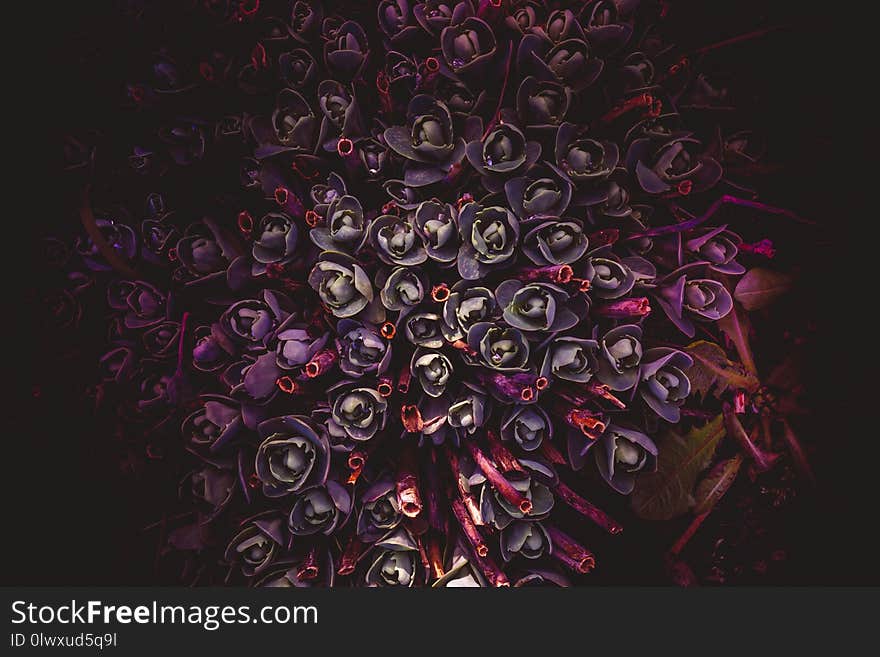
[446,448,484,526]
[466,441,532,515]
[553,481,623,534]
[296,546,319,581]
[485,430,525,473]
[481,41,514,140]
[722,403,777,472]
[396,446,424,518]
[781,418,816,486]
[626,194,814,242]
[337,536,366,576]
[451,498,488,558]
[424,448,447,533]
[545,525,595,574]
[693,25,786,56]
[669,512,710,557]
[539,441,567,466]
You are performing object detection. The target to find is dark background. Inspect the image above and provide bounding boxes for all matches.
[10,0,863,585]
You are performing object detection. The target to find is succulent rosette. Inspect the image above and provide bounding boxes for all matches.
[309,195,367,253]
[365,528,420,587]
[594,424,658,495]
[626,135,723,195]
[337,319,391,376]
[289,481,352,535]
[220,290,295,350]
[181,395,246,454]
[414,200,459,264]
[411,349,454,397]
[681,225,746,275]
[651,267,734,337]
[500,521,552,562]
[447,386,490,436]
[518,31,603,91]
[456,203,521,280]
[379,266,427,311]
[308,251,374,318]
[273,319,329,370]
[175,220,234,283]
[522,217,588,265]
[327,381,388,442]
[583,251,636,298]
[441,15,497,79]
[466,322,531,372]
[107,280,166,329]
[324,20,370,81]
[383,95,466,187]
[596,324,643,391]
[368,214,428,266]
[225,519,285,577]
[505,164,574,220]
[466,122,542,191]
[316,80,364,151]
[501,405,552,451]
[496,279,581,334]
[59,0,810,589]
[255,415,331,497]
[250,212,299,275]
[639,348,693,423]
[356,478,403,542]
[541,336,600,383]
[554,123,619,188]
[516,76,572,131]
[441,281,498,341]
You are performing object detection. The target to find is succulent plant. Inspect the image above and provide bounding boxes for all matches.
[51,0,812,590]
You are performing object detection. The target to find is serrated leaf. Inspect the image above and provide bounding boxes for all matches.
[734,268,795,311]
[685,341,759,399]
[693,455,743,515]
[631,415,726,521]
[717,299,757,376]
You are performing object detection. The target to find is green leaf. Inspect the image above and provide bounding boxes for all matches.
[631,415,726,521]
[685,341,759,399]
[718,299,758,376]
[693,455,743,515]
[734,268,795,311]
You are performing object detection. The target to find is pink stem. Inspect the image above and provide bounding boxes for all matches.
[553,481,623,534]
[626,194,815,242]
[481,41,514,141]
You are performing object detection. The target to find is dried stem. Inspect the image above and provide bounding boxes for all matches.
[626,194,815,243]
[465,441,532,515]
[445,448,484,526]
[424,448,447,533]
[539,440,567,466]
[458,535,509,587]
[545,525,596,574]
[427,534,445,580]
[396,445,424,518]
[337,536,366,576]
[722,403,777,472]
[296,546,319,581]
[668,512,710,557]
[553,481,623,534]
[781,418,816,486]
[485,430,525,473]
[451,498,488,557]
